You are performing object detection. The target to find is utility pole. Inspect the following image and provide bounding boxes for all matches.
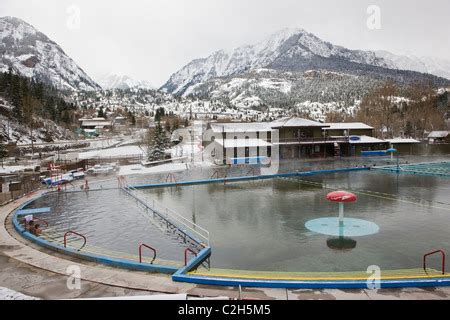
[190,127,194,164]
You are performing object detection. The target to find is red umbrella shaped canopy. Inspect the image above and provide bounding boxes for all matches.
[326,191,357,203]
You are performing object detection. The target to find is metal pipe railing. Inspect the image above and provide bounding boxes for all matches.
[123,185,210,246]
[277,137,350,144]
[184,247,197,266]
[64,230,87,251]
[139,244,157,264]
[423,250,446,275]
[166,173,177,183]
[33,216,49,228]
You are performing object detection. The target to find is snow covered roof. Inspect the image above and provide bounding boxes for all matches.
[271,117,328,128]
[428,131,449,138]
[323,122,373,130]
[215,138,272,148]
[386,138,421,144]
[209,122,272,133]
[81,120,113,127]
[349,135,387,144]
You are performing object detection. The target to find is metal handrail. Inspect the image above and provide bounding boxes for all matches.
[33,217,49,228]
[139,244,157,264]
[423,250,446,275]
[124,185,210,246]
[131,186,208,244]
[184,247,197,266]
[64,230,87,251]
[210,170,220,179]
[211,170,228,180]
[166,173,177,183]
[277,137,350,143]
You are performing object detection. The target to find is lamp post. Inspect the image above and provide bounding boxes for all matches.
[188,128,194,164]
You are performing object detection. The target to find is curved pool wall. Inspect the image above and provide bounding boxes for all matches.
[12,193,179,274]
[11,166,450,289]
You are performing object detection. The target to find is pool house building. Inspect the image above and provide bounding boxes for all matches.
[206,117,390,164]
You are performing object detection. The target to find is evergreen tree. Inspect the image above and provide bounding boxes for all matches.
[164,119,171,133]
[97,107,105,118]
[146,121,171,162]
[155,107,165,122]
[0,143,8,168]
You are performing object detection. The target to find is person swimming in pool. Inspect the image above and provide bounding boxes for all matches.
[25,220,34,232]
[24,215,33,231]
[32,224,42,236]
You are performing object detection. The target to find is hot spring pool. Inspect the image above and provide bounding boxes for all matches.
[23,168,450,273]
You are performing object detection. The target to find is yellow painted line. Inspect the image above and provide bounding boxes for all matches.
[40,233,182,267]
[189,271,448,281]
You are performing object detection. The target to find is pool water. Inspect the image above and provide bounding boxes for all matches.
[24,166,450,273]
[26,189,193,263]
[143,171,450,272]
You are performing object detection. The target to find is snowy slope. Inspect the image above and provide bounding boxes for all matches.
[375,50,450,80]
[0,16,100,91]
[97,73,154,90]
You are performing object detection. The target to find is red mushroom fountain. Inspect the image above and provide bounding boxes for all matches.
[326,191,357,226]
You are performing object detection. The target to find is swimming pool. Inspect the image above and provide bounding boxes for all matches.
[21,164,450,275]
[141,170,450,273]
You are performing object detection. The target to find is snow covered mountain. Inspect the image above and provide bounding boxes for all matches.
[375,51,450,80]
[97,73,154,90]
[0,16,100,91]
[162,28,448,97]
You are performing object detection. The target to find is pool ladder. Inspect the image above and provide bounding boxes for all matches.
[64,230,87,251]
[423,250,446,275]
[139,244,157,264]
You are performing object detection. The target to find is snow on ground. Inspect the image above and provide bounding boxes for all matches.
[258,78,292,94]
[79,145,144,159]
[296,100,359,121]
[0,165,31,174]
[119,163,189,176]
[86,138,123,149]
[0,287,39,300]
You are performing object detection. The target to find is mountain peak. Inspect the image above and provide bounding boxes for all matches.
[97,73,154,90]
[0,16,100,91]
[161,27,392,95]
[1,16,28,24]
[268,27,308,40]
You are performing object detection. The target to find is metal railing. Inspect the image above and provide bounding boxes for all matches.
[276,137,350,144]
[166,173,177,184]
[64,230,87,251]
[139,244,157,264]
[123,185,210,247]
[33,217,49,228]
[423,250,446,275]
[184,248,197,266]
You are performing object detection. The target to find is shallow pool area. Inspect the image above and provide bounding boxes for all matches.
[24,189,194,265]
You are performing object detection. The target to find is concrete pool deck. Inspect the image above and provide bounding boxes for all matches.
[2,190,450,300]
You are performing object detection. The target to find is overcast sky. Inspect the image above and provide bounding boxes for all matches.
[1,0,449,87]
